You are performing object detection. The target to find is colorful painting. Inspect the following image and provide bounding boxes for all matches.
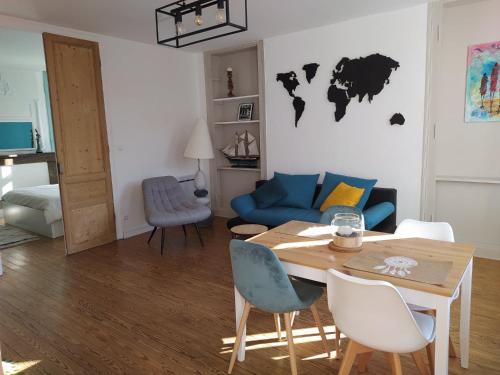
[465,41,500,122]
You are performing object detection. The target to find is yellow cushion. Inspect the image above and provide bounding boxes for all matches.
[319,182,365,212]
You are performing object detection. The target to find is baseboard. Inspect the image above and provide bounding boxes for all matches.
[123,224,152,239]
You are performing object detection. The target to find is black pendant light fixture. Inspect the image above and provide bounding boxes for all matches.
[156,0,248,48]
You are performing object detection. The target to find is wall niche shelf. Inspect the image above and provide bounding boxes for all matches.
[213,94,259,103]
[217,166,262,172]
[214,120,260,126]
[204,43,266,217]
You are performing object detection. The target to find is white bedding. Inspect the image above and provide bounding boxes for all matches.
[2,184,62,224]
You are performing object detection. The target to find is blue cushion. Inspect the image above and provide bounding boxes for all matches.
[363,202,395,230]
[245,207,322,227]
[313,172,377,210]
[251,178,287,209]
[274,172,320,209]
[231,193,257,217]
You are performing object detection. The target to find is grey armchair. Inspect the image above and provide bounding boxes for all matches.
[142,176,212,255]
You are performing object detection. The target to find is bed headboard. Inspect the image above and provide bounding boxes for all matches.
[0,122,34,154]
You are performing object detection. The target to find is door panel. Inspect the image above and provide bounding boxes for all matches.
[43,33,116,254]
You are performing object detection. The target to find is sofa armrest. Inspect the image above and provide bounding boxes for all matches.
[231,193,257,219]
[363,202,395,231]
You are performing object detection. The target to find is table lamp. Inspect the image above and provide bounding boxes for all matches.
[184,119,214,201]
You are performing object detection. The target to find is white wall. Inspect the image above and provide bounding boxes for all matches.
[433,0,500,259]
[0,15,205,238]
[1,163,49,198]
[263,5,428,222]
[0,68,53,152]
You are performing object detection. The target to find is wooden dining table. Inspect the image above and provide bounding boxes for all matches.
[234,220,475,375]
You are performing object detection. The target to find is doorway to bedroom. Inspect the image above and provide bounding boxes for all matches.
[0,28,64,251]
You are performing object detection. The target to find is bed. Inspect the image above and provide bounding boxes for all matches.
[2,184,64,238]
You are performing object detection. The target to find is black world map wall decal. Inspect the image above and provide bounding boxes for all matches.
[276,71,306,127]
[303,63,320,83]
[328,53,400,122]
[276,53,401,127]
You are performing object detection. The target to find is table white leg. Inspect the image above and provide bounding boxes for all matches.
[234,287,246,362]
[460,259,473,368]
[434,297,451,375]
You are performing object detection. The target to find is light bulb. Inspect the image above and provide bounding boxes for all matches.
[176,21,185,35]
[175,12,185,35]
[216,8,226,23]
[194,3,203,26]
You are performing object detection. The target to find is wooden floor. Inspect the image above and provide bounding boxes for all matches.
[0,217,499,374]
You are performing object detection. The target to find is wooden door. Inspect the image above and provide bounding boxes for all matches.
[43,33,116,254]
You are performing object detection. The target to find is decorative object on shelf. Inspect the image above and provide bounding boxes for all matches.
[0,73,11,96]
[302,63,320,84]
[465,40,500,122]
[276,71,305,127]
[237,103,253,121]
[328,53,400,122]
[390,113,406,126]
[34,129,43,153]
[221,130,259,168]
[184,119,214,201]
[227,67,235,97]
[328,213,363,252]
[155,0,248,48]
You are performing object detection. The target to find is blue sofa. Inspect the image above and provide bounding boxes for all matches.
[228,179,397,233]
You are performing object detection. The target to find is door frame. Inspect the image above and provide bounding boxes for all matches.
[420,2,444,222]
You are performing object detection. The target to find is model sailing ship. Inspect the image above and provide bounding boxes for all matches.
[221,130,260,168]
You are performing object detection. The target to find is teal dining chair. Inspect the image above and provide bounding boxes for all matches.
[228,240,330,375]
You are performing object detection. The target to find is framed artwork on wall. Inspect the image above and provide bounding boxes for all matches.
[237,103,254,121]
[465,40,500,122]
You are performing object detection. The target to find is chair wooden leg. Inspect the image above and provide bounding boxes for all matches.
[426,343,434,375]
[339,340,372,375]
[411,350,431,375]
[160,228,166,256]
[284,312,298,375]
[335,326,341,358]
[338,340,357,375]
[310,304,330,357]
[449,337,457,358]
[357,351,373,373]
[384,352,403,375]
[290,311,296,328]
[194,223,204,246]
[147,227,157,244]
[182,225,187,238]
[274,314,282,341]
[228,301,251,374]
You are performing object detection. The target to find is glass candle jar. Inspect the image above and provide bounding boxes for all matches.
[331,213,363,249]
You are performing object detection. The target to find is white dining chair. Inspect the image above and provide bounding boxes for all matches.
[326,268,434,375]
[395,219,458,362]
[395,219,454,242]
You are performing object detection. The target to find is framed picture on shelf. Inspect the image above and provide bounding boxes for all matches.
[237,103,254,121]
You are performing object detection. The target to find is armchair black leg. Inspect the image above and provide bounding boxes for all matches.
[182,225,187,238]
[147,227,157,244]
[160,228,166,256]
[194,223,204,247]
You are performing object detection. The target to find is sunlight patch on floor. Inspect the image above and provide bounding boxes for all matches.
[3,359,41,374]
[222,325,337,345]
[220,326,335,360]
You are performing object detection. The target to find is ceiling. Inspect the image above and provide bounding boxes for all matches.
[0,0,431,52]
[0,28,45,70]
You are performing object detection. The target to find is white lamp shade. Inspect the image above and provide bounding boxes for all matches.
[184,119,214,159]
